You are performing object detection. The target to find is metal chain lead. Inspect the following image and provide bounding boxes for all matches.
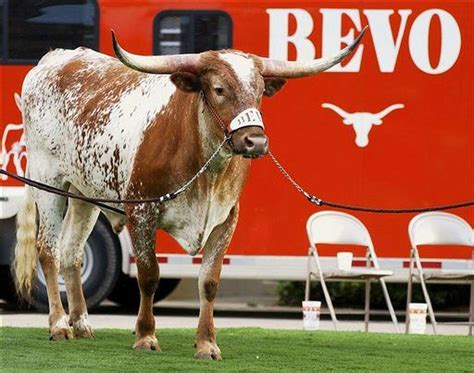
[4,89,472,215]
[174,135,231,196]
[268,150,474,213]
[268,150,322,205]
[0,134,227,214]
[0,92,231,215]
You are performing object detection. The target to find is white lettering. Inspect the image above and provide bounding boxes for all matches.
[267,9,315,61]
[320,8,363,72]
[364,9,412,72]
[266,7,462,74]
[409,9,461,74]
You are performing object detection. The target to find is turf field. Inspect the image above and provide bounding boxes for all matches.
[1,327,473,372]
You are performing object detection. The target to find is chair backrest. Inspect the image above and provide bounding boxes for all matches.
[408,212,474,247]
[306,211,372,246]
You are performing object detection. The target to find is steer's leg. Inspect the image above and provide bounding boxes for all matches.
[35,189,72,340]
[128,208,160,351]
[195,205,239,360]
[60,195,100,338]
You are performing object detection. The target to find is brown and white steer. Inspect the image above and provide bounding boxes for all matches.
[14,29,365,359]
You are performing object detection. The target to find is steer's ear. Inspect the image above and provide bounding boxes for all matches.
[263,78,287,97]
[170,72,202,92]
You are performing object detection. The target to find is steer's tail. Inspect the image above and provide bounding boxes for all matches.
[13,186,38,298]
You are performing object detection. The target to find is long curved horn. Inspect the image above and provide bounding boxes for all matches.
[321,103,352,118]
[373,104,404,119]
[260,26,368,78]
[111,30,202,74]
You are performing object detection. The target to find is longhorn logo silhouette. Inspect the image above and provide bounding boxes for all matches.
[322,103,404,147]
[1,93,26,180]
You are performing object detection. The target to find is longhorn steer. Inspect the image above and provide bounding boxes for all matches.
[14,28,365,359]
[322,103,404,147]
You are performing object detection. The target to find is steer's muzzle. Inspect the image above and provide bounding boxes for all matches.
[231,126,269,158]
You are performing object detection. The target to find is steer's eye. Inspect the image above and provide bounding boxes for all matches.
[214,87,225,96]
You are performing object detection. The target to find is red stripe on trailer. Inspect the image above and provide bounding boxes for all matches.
[129,255,168,264]
[192,257,230,265]
[352,260,369,267]
[403,261,441,269]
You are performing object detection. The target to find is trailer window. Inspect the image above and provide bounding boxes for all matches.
[154,11,232,55]
[7,0,98,63]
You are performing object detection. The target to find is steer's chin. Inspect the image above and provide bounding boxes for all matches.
[232,147,268,159]
[242,151,267,159]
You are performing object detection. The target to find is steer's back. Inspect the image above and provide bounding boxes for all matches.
[21,48,176,199]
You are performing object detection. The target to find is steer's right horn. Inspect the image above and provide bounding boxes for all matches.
[111,31,202,74]
[260,26,368,78]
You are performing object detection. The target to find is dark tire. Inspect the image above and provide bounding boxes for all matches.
[0,217,18,304]
[0,266,18,303]
[108,275,180,310]
[30,216,121,312]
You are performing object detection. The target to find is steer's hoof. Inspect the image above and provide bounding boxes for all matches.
[195,341,222,360]
[49,326,74,341]
[71,316,95,339]
[73,324,95,339]
[49,315,74,341]
[133,335,161,352]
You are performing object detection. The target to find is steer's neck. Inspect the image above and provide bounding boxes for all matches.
[126,90,247,202]
[196,96,233,169]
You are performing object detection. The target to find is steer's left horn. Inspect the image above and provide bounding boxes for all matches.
[260,26,368,78]
[111,30,202,74]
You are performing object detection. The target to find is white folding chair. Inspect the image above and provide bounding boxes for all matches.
[305,211,399,332]
[406,212,474,335]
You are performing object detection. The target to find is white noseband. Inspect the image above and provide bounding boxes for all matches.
[229,108,264,132]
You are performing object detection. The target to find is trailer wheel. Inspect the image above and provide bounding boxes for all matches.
[0,266,18,304]
[30,216,121,312]
[108,276,180,310]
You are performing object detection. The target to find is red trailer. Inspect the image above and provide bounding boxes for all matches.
[1,0,472,310]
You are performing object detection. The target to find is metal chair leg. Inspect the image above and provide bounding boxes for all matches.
[309,245,338,330]
[380,278,399,333]
[319,273,338,331]
[364,279,371,332]
[305,249,313,302]
[418,274,437,335]
[405,252,414,334]
[413,252,437,335]
[304,272,311,301]
[469,280,473,336]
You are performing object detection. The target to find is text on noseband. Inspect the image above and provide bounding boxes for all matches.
[230,108,264,132]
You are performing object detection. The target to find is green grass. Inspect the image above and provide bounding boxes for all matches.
[0,327,473,372]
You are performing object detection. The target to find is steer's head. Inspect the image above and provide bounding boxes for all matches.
[112,27,367,158]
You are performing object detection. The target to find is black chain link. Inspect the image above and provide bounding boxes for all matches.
[268,150,474,213]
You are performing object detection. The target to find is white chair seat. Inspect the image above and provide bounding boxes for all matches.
[323,269,393,280]
[416,270,474,281]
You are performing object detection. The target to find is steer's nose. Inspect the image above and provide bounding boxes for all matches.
[244,135,269,156]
